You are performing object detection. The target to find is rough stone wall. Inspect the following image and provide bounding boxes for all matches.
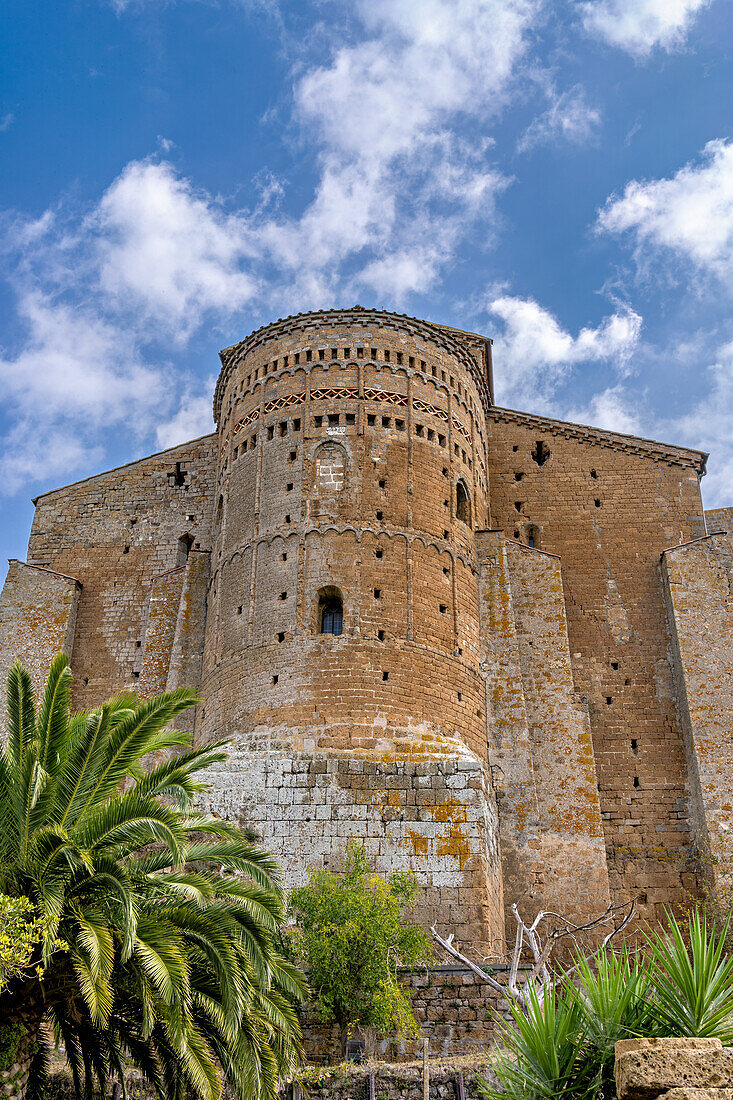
[615,1036,733,1100]
[662,532,733,893]
[202,744,504,955]
[24,435,216,707]
[0,560,81,696]
[707,507,733,536]
[301,964,519,1063]
[199,315,504,951]
[476,531,609,924]
[487,406,707,919]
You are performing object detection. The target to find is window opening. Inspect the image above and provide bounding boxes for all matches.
[531,440,550,466]
[456,481,472,525]
[176,534,194,566]
[320,594,343,636]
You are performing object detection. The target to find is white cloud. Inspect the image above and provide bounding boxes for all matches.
[488,294,642,406]
[156,382,216,451]
[564,385,643,435]
[518,85,601,152]
[670,339,733,507]
[0,0,542,495]
[580,0,712,57]
[598,139,733,284]
[90,161,259,340]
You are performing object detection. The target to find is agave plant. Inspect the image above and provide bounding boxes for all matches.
[482,979,599,1100]
[0,655,305,1100]
[648,908,733,1042]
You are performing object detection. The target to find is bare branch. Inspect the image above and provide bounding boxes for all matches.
[430,926,509,998]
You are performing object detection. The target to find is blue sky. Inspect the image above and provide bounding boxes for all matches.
[1,0,732,572]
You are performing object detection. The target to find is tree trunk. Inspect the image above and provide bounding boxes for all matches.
[0,994,44,1100]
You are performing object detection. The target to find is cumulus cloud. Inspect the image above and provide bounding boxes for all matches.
[518,85,601,152]
[670,339,733,507]
[156,382,216,451]
[488,294,642,406]
[579,0,712,57]
[0,0,541,495]
[564,385,643,435]
[597,139,733,285]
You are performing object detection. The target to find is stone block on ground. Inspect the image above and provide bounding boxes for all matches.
[616,1038,733,1100]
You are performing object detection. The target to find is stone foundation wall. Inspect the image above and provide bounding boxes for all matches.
[0,560,81,696]
[202,749,504,954]
[300,965,520,1064]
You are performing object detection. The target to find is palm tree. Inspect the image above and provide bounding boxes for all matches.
[0,655,305,1100]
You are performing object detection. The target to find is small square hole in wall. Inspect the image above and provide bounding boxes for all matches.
[267,426,274,440]
[371,348,378,359]
[606,696,612,705]
[443,567,450,576]
[373,588,382,600]
[375,549,383,559]
[314,415,323,427]
[514,501,523,512]
[631,738,638,755]
[287,482,294,492]
[237,606,243,615]
[319,349,325,360]
[594,499,601,508]
[633,776,640,788]
[187,514,194,521]
[306,349,313,361]
[279,591,287,600]
[376,510,383,520]
[438,434,446,447]
[442,467,449,477]
[132,670,140,679]
[396,352,403,364]
[513,445,519,452]
[136,640,141,648]
[384,349,390,361]
[346,412,356,424]
[328,413,340,425]
[416,424,424,437]
[379,479,386,489]
[357,346,364,358]
[130,517,137,525]
[514,529,520,538]
[457,646,462,656]
[293,418,301,431]
[457,692,462,701]
[444,499,449,509]
[367,414,376,426]
[409,356,415,367]
[443,529,449,539]
[294,352,300,364]
[123,545,130,554]
[272,675,279,685]
[378,630,385,641]
[396,418,406,430]
[279,422,287,437]
[611,661,619,670]
[277,632,285,643]
[514,472,524,481]
[331,347,338,359]
[281,553,287,562]
[382,416,391,428]
[591,469,598,479]
[382,671,389,681]
[285,514,291,523]
[439,604,447,614]
[83,678,89,687]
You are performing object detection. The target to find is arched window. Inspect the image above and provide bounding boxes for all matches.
[456,480,472,526]
[527,525,540,550]
[320,593,343,636]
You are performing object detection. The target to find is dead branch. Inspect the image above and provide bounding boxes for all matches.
[431,897,638,1009]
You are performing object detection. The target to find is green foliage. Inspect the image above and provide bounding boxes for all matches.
[483,909,733,1100]
[289,842,432,1044]
[0,654,306,1100]
[0,895,55,991]
[649,908,733,1042]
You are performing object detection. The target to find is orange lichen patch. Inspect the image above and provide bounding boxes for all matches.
[430,795,469,827]
[436,830,471,869]
[405,830,429,857]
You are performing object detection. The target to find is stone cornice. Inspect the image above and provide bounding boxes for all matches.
[215,307,492,423]
[488,406,708,474]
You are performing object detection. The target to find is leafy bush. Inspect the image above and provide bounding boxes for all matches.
[289,842,432,1051]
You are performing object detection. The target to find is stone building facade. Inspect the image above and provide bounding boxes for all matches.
[1,306,731,954]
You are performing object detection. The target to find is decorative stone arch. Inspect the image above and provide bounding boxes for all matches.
[314,440,348,492]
